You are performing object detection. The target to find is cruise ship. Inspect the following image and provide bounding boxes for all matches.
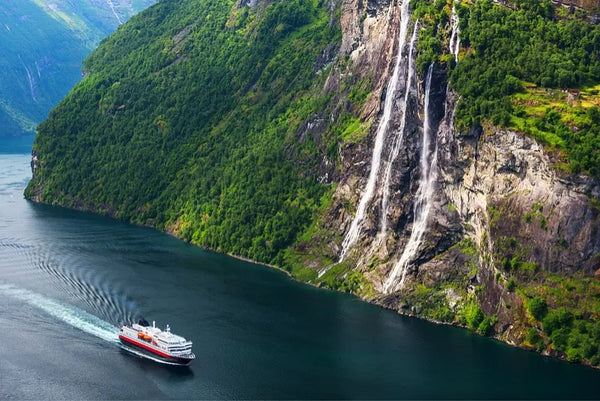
[119,319,195,365]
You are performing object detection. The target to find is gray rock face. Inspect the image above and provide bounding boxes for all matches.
[448,128,600,276]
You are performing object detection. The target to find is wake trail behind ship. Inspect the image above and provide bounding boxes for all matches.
[0,282,119,343]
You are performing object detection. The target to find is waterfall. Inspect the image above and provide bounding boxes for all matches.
[449,4,460,63]
[19,56,38,103]
[106,0,123,25]
[335,0,411,264]
[383,63,437,294]
[379,21,419,235]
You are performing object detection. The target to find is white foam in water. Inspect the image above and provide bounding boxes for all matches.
[0,282,119,343]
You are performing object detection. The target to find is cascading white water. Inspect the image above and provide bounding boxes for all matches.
[335,0,411,265]
[379,21,419,235]
[383,63,437,294]
[449,4,460,63]
[107,0,123,25]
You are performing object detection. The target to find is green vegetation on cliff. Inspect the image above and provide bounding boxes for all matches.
[410,0,600,364]
[489,197,600,366]
[413,0,600,177]
[27,0,341,265]
[451,0,600,176]
[520,274,600,365]
[511,86,600,176]
[452,0,600,122]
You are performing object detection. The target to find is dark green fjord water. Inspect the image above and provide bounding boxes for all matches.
[1,149,599,399]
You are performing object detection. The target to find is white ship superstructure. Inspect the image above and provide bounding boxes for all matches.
[119,319,195,365]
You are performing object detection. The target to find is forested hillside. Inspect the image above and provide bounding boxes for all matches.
[451,0,600,176]
[27,0,342,264]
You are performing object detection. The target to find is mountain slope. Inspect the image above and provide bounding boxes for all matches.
[27,0,342,263]
[27,0,600,366]
[0,0,154,137]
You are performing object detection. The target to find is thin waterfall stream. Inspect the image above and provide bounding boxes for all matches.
[384,63,437,294]
[334,0,411,266]
[450,3,460,63]
[379,20,419,235]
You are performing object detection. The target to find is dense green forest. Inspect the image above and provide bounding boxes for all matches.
[413,0,600,176]
[450,0,600,176]
[27,0,341,264]
[452,0,600,122]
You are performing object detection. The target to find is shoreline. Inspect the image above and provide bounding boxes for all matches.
[21,190,600,371]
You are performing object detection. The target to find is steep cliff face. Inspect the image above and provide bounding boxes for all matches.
[305,0,600,362]
[452,129,600,277]
[434,126,600,342]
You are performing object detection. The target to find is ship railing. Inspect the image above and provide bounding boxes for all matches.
[169,350,195,357]
[170,350,193,356]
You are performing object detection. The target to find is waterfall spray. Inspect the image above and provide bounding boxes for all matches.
[335,0,412,265]
[383,63,437,294]
[379,20,419,235]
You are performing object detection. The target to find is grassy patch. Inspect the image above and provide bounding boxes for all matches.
[316,262,376,298]
[510,84,600,177]
[340,116,371,143]
[402,283,457,323]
